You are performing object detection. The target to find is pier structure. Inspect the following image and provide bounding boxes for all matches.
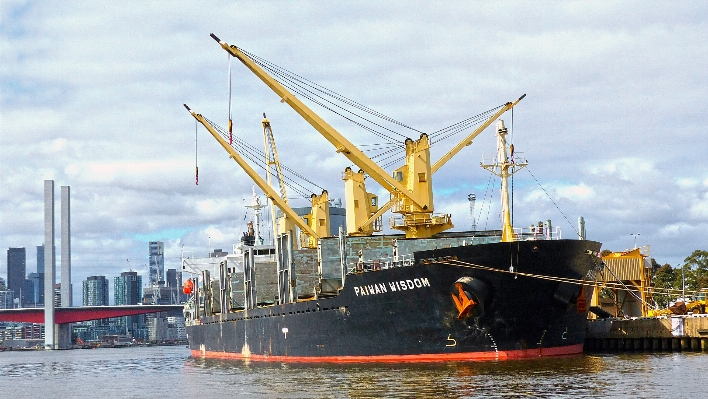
[585,315,708,352]
[591,247,653,318]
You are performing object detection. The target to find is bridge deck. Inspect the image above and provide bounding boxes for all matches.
[0,305,184,324]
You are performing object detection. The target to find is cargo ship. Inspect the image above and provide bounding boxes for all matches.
[181,34,602,362]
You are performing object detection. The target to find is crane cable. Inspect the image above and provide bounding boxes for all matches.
[240,48,509,164]
[599,262,658,311]
[228,54,233,146]
[195,120,199,185]
[200,115,325,198]
[525,168,580,237]
[434,256,698,300]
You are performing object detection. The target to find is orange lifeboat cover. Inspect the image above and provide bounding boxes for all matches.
[183,279,194,294]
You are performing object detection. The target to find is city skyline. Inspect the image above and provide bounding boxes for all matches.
[4,244,183,307]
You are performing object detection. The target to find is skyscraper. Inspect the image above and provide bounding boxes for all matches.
[7,248,26,306]
[23,278,34,306]
[83,275,109,327]
[27,273,44,306]
[166,269,181,288]
[114,271,143,337]
[82,276,109,306]
[34,245,45,305]
[166,268,185,304]
[37,245,44,274]
[0,277,12,309]
[148,241,164,286]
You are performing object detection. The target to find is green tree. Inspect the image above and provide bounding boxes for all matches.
[682,250,708,298]
[650,258,661,273]
[652,264,675,308]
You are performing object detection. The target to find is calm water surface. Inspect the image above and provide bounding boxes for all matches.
[1,346,706,398]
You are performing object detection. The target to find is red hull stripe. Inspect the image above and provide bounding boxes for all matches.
[192,343,584,363]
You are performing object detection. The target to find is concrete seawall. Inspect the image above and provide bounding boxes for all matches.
[586,314,708,352]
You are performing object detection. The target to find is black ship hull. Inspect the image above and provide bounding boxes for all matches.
[186,239,601,362]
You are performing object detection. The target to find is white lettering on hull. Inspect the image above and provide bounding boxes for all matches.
[353,278,430,297]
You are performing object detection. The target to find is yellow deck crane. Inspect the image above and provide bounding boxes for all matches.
[184,104,320,246]
[210,33,522,238]
[211,34,432,238]
[363,96,526,237]
[261,113,330,247]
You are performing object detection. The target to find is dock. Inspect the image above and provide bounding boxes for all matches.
[585,314,708,352]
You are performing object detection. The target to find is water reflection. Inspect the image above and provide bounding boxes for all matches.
[1,347,706,398]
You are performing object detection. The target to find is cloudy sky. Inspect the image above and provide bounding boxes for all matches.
[1,1,707,305]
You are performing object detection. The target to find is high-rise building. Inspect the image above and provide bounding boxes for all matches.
[26,273,43,306]
[114,271,143,337]
[54,283,62,307]
[148,241,164,286]
[166,268,186,303]
[23,278,35,306]
[37,245,44,274]
[166,269,182,289]
[82,276,109,306]
[7,248,26,306]
[83,275,109,327]
[114,271,141,305]
[34,245,47,306]
[34,244,49,306]
[0,277,12,309]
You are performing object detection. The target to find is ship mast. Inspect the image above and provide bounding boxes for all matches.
[244,186,266,245]
[481,120,527,242]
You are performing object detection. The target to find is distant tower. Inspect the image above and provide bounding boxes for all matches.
[114,271,143,337]
[37,245,45,274]
[82,276,109,306]
[468,194,476,232]
[27,273,43,305]
[35,245,45,305]
[6,247,26,306]
[166,268,180,288]
[82,275,109,327]
[114,271,142,305]
[166,268,184,304]
[148,241,164,286]
[0,277,12,309]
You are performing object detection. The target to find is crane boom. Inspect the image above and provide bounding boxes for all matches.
[210,33,424,210]
[355,96,524,233]
[184,104,320,240]
[432,94,525,173]
[262,114,288,203]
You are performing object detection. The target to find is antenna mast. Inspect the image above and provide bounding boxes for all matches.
[481,120,527,242]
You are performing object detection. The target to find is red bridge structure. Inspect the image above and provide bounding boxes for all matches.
[0,305,183,324]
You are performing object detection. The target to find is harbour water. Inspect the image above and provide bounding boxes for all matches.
[1,346,706,398]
